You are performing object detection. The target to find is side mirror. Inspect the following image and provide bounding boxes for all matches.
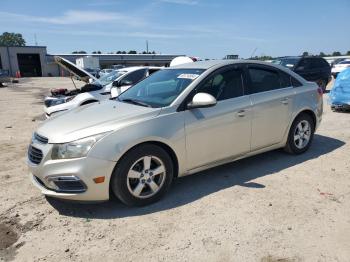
[110,87,119,99]
[112,81,120,87]
[187,93,217,109]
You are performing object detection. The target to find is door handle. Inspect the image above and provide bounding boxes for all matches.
[237,110,246,117]
[281,98,289,105]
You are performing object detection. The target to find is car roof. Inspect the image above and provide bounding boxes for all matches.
[169,59,284,70]
[169,59,308,85]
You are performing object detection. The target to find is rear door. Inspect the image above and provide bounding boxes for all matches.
[246,65,295,151]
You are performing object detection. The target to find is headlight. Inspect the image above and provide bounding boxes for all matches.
[51,133,107,160]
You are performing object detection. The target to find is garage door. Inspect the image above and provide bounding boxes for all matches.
[17,53,42,77]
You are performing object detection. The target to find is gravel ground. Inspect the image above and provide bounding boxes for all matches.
[0,77,349,262]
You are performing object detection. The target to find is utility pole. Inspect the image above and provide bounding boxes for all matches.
[34,34,38,46]
[146,40,149,54]
[250,47,257,58]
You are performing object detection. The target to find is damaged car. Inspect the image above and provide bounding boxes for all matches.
[329,68,350,111]
[44,56,161,118]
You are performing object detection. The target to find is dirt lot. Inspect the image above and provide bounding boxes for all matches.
[0,77,349,262]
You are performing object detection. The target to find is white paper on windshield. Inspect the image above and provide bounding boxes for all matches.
[177,74,200,80]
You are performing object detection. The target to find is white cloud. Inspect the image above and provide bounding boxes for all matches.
[43,29,180,39]
[0,10,144,27]
[159,0,198,5]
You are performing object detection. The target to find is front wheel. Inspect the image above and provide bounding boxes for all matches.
[111,144,174,206]
[284,114,315,154]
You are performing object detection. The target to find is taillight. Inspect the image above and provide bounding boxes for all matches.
[317,87,323,96]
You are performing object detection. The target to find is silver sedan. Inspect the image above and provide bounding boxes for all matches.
[27,60,323,206]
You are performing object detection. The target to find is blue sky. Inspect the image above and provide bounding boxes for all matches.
[0,0,349,58]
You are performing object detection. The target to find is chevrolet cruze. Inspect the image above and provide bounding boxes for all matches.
[27,60,323,206]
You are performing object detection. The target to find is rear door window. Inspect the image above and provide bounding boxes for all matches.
[247,67,282,94]
[279,71,292,88]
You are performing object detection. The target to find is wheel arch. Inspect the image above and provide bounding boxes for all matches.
[293,109,317,129]
[112,140,179,178]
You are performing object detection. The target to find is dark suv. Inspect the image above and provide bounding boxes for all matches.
[272,56,331,91]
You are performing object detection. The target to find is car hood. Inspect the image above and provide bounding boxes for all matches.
[36,100,161,143]
[55,56,98,83]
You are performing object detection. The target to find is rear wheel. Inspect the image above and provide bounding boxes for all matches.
[111,144,174,206]
[284,113,315,154]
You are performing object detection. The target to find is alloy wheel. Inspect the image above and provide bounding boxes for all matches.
[294,120,311,149]
[126,156,166,199]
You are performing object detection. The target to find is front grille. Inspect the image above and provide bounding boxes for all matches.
[34,133,48,144]
[28,145,43,165]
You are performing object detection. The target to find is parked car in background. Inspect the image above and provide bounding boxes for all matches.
[44,56,161,118]
[0,69,10,86]
[111,65,126,70]
[84,68,100,78]
[331,60,350,78]
[98,68,114,78]
[28,60,323,206]
[272,56,331,91]
[331,58,347,67]
[329,68,350,111]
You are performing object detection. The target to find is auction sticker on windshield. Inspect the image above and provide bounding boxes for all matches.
[177,74,200,80]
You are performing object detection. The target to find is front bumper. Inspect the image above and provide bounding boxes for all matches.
[28,144,116,201]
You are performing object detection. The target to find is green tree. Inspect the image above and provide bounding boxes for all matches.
[302,51,309,57]
[0,32,26,46]
[72,51,87,54]
[319,52,326,57]
[128,50,137,54]
[332,51,342,56]
[92,51,102,54]
[347,51,350,55]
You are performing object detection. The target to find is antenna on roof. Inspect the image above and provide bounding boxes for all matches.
[146,40,149,54]
[34,34,38,46]
[250,47,257,58]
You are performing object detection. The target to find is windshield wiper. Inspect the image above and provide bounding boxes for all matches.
[120,98,152,108]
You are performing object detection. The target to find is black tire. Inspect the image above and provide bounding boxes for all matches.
[284,113,315,154]
[111,144,174,206]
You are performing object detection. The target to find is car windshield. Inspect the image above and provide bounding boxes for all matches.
[272,58,300,68]
[96,70,127,86]
[118,69,205,108]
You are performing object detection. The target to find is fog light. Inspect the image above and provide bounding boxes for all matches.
[46,175,87,193]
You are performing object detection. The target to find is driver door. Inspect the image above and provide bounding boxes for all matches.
[184,66,252,171]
